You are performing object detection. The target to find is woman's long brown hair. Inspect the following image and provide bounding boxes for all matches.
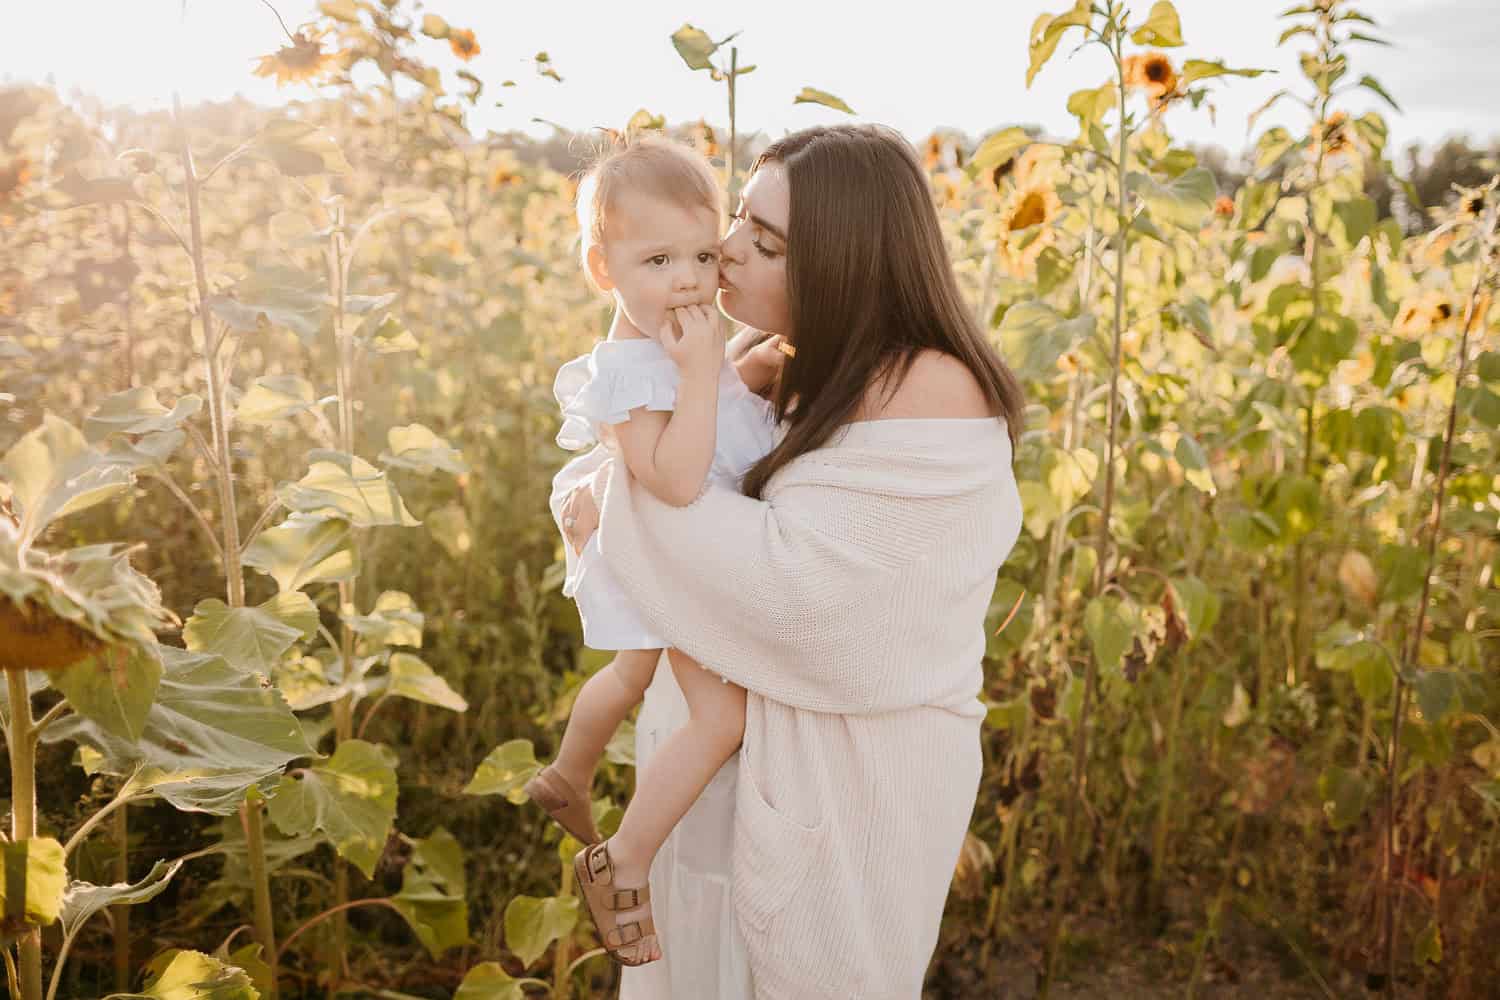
[739,124,1026,500]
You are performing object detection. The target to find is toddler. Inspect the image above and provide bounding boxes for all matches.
[533,135,787,967]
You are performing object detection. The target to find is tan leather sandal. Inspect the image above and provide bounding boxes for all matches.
[573,841,659,966]
[523,766,600,845]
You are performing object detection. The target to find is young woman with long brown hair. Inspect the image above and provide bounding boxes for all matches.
[561,123,1025,999]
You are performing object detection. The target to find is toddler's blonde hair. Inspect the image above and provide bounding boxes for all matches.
[575,134,722,291]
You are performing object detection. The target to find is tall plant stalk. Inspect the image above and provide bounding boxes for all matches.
[1382,195,1497,993]
[1048,15,1131,988]
[7,669,44,1000]
[174,94,278,997]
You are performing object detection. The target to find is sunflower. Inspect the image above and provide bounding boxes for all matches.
[693,119,721,159]
[923,134,943,171]
[998,180,1061,275]
[1213,195,1235,218]
[0,157,30,204]
[449,29,480,61]
[1393,291,1456,337]
[489,166,522,190]
[1124,52,1179,106]
[1319,111,1351,155]
[1005,185,1059,232]
[252,29,336,86]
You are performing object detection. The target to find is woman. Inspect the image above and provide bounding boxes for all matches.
[563,123,1025,999]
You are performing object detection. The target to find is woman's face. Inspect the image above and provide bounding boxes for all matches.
[718,162,790,337]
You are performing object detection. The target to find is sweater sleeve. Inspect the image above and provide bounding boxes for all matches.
[589,451,995,713]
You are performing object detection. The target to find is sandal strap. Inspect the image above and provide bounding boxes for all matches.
[584,842,613,882]
[605,885,650,911]
[604,915,657,949]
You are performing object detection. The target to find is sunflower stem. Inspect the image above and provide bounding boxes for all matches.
[6,669,43,1000]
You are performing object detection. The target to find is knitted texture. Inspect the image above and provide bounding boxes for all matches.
[591,416,1022,998]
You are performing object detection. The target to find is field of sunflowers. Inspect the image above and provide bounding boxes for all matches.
[1,1,1497,997]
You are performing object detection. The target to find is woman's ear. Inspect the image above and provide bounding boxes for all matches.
[586,245,615,291]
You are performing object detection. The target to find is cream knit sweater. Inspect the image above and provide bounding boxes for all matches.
[589,415,1022,999]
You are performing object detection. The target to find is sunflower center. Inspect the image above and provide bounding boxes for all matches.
[1010,191,1048,231]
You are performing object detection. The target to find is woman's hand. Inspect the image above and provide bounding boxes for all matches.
[659,304,724,383]
[560,476,601,555]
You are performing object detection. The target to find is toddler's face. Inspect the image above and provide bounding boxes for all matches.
[597,191,722,339]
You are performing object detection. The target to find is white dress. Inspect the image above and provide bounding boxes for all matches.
[548,336,778,650]
[547,335,776,999]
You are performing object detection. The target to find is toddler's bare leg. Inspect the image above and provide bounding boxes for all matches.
[552,648,660,794]
[604,647,745,960]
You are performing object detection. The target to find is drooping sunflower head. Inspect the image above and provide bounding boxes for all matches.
[449,29,480,61]
[252,29,336,87]
[1320,111,1350,154]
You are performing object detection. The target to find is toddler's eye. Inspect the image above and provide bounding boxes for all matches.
[649,254,668,266]
[698,251,718,264]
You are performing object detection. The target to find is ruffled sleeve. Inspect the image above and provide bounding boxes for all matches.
[553,339,681,451]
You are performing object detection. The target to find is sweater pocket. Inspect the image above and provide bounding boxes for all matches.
[731,744,826,932]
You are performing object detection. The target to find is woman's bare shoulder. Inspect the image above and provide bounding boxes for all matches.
[855,349,995,421]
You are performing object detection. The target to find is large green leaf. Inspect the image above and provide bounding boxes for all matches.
[966,127,1031,180]
[45,644,316,815]
[379,423,469,476]
[51,642,162,743]
[1,414,133,544]
[1127,167,1216,230]
[235,376,321,426]
[1130,0,1185,46]
[61,858,184,942]
[265,738,397,878]
[277,450,421,528]
[1166,576,1219,643]
[254,118,350,176]
[387,652,468,712]
[792,88,855,115]
[208,264,326,342]
[84,388,203,443]
[1027,1,1092,86]
[104,948,260,1000]
[0,837,66,942]
[670,24,719,71]
[342,590,424,649]
[1317,765,1369,829]
[996,302,1095,382]
[242,512,358,593]
[1181,59,1269,86]
[504,894,579,970]
[182,594,315,677]
[392,827,468,956]
[455,962,528,1000]
[1085,596,1138,674]
[464,739,542,804]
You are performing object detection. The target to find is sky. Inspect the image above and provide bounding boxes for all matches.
[4,1,1498,159]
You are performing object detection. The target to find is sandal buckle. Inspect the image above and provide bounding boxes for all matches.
[609,888,640,910]
[608,921,644,947]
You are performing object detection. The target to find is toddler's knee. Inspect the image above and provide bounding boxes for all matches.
[610,649,660,697]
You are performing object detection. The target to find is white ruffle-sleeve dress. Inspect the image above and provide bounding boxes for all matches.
[546,334,778,999]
